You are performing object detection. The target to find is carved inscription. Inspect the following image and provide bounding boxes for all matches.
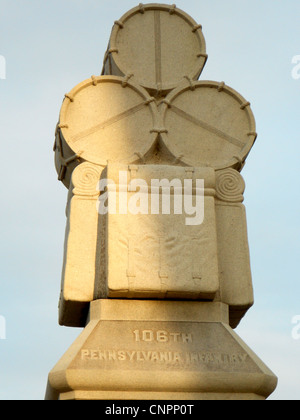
[133,330,193,343]
[70,321,261,374]
[80,327,249,369]
[81,348,248,366]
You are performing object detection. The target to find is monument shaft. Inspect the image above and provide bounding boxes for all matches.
[46,3,277,400]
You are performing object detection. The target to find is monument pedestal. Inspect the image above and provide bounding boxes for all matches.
[45,300,277,400]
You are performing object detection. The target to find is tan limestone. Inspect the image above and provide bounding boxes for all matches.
[102,4,207,96]
[47,2,278,401]
[59,162,254,329]
[159,80,257,171]
[46,300,277,400]
[54,76,159,188]
[96,164,219,300]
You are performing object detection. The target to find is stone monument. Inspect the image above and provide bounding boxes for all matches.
[45,3,277,400]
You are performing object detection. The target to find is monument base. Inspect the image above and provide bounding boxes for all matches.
[45,300,277,400]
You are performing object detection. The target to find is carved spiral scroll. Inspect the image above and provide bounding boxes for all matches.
[72,162,102,197]
[215,169,245,203]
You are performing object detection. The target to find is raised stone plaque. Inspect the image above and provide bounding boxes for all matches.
[95,164,219,300]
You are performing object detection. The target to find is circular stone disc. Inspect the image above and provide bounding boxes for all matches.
[160,81,257,169]
[58,76,158,167]
[103,4,207,95]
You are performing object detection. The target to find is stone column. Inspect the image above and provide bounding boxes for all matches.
[46,4,277,400]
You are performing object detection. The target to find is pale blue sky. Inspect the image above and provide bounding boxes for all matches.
[0,0,299,400]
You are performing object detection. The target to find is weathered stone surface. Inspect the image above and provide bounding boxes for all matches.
[159,80,257,171]
[54,76,159,188]
[48,3,277,400]
[59,163,254,329]
[46,300,277,400]
[97,164,218,300]
[102,4,207,96]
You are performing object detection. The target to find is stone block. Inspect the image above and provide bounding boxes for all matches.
[46,300,277,400]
